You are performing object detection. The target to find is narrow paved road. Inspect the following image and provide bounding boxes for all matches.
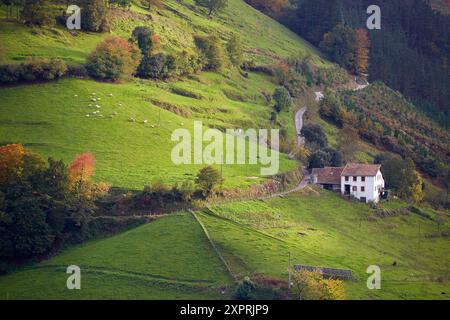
[295,107,307,146]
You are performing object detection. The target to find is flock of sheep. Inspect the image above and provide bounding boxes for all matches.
[74,92,186,129]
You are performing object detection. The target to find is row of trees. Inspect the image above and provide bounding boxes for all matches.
[86,25,244,82]
[0,145,107,260]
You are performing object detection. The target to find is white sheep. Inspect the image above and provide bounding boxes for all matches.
[143,120,148,123]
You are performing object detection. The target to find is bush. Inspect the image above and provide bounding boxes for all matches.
[226,33,243,67]
[234,277,256,300]
[137,53,177,79]
[86,36,141,81]
[195,166,223,197]
[194,34,227,71]
[273,86,292,112]
[0,58,67,84]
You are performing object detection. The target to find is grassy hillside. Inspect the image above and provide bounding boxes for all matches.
[0,0,329,189]
[197,189,450,299]
[0,213,233,299]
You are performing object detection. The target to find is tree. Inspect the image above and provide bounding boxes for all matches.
[320,24,357,73]
[380,156,423,200]
[137,53,177,79]
[322,147,343,167]
[273,86,292,113]
[291,269,345,300]
[130,26,155,55]
[308,150,331,169]
[319,91,346,127]
[226,34,243,67]
[86,36,141,81]
[77,0,109,32]
[69,152,95,184]
[21,0,53,26]
[355,28,370,74]
[194,34,227,71]
[234,277,256,300]
[194,0,228,17]
[195,166,223,197]
[301,124,328,149]
[0,144,26,187]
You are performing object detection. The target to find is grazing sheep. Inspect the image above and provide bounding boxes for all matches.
[92,98,97,102]
[92,93,96,96]
[150,125,155,128]
[86,114,90,117]
[143,120,148,123]
[74,94,78,97]
[96,105,100,108]
[108,93,113,97]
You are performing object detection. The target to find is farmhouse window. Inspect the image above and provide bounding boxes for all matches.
[361,186,365,192]
[353,176,357,182]
[345,176,349,181]
[352,186,357,191]
[361,177,365,182]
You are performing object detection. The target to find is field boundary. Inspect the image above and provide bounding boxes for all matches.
[189,210,239,283]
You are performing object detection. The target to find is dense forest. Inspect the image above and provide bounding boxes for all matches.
[249,0,450,127]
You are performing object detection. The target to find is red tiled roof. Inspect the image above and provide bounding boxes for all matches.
[341,163,381,177]
[312,167,344,185]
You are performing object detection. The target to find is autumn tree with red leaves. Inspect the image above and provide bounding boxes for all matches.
[69,152,95,184]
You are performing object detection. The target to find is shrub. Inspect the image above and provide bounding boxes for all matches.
[86,36,141,81]
[226,33,243,67]
[195,165,223,197]
[137,53,176,79]
[0,58,67,84]
[0,64,21,83]
[273,86,292,112]
[234,277,256,300]
[194,34,227,71]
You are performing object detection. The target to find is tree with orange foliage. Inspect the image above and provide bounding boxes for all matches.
[0,144,26,186]
[355,28,370,74]
[69,152,95,184]
[86,35,141,81]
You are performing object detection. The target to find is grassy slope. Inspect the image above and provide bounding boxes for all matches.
[0,213,233,299]
[198,189,450,299]
[0,0,326,189]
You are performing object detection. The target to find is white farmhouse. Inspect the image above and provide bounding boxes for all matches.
[340,163,384,203]
[311,163,385,203]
